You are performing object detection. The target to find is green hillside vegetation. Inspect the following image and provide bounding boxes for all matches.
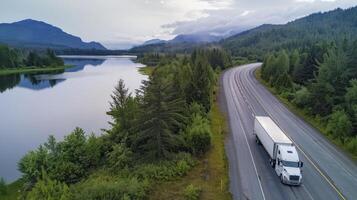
[259,40,357,158]
[0,45,64,74]
[2,48,232,199]
[222,7,357,60]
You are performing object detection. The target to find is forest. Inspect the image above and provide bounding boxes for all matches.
[0,45,64,69]
[223,7,357,60]
[260,40,357,157]
[1,48,231,199]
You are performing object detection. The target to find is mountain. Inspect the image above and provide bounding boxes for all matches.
[170,33,222,43]
[0,19,106,50]
[131,33,223,53]
[142,39,166,46]
[222,6,357,58]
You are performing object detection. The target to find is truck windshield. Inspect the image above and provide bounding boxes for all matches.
[282,160,299,167]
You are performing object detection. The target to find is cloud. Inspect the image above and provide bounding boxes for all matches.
[163,0,356,37]
[0,0,355,49]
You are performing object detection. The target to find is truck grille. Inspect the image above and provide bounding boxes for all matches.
[289,175,299,181]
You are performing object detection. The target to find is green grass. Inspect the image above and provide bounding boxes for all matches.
[255,68,357,160]
[0,65,72,76]
[138,66,155,76]
[0,179,24,200]
[148,88,231,200]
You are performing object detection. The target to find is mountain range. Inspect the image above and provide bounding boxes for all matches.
[132,6,357,56]
[0,19,106,50]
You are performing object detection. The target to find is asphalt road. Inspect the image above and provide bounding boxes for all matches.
[221,63,357,200]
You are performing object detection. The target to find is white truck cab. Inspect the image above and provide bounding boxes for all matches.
[275,145,303,185]
[254,116,303,185]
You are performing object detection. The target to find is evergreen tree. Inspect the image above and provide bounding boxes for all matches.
[188,50,215,112]
[135,71,186,160]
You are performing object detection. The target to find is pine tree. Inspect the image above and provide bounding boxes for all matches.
[188,50,215,112]
[135,71,186,160]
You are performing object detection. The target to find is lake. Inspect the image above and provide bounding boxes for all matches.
[0,56,147,182]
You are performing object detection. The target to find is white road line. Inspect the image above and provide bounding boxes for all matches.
[228,70,266,200]
[302,185,315,200]
[242,64,346,200]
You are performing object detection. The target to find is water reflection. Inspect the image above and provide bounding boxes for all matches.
[0,57,106,93]
[0,56,146,182]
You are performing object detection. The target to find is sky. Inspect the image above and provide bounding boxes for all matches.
[0,0,356,49]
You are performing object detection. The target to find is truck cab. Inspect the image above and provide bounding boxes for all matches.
[275,144,303,185]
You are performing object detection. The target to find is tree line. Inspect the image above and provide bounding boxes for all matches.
[261,40,357,156]
[15,48,232,199]
[0,45,64,69]
[223,7,357,60]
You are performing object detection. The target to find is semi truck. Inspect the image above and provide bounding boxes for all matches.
[254,116,303,185]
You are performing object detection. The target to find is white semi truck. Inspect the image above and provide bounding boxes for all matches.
[254,116,303,185]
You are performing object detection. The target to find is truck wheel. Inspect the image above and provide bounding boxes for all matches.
[255,136,260,144]
[269,159,275,168]
[280,175,284,184]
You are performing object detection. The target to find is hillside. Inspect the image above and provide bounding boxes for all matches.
[0,19,106,50]
[222,6,357,58]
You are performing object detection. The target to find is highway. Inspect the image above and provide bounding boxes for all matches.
[220,63,357,200]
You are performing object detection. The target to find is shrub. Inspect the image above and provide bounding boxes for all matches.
[19,128,103,185]
[346,137,357,156]
[26,171,71,200]
[72,177,149,200]
[185,115,211,155]
[0,177,6,195]
[326,110,353,142]
[280,91,294,101]
[133,153,195,181]
[107,143,133,171]
[292,87,311,108]
[18,146,49,184]
[183,184,201,200]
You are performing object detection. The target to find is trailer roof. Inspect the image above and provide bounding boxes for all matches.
[256,116,292,144]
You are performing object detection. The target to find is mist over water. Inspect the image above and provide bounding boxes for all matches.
[0,56,147,182]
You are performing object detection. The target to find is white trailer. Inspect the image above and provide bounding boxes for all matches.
[254,116,303,185]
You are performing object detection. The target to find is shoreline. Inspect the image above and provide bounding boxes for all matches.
[0,65,73,76]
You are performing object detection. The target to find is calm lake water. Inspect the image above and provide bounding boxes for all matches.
[0,56,147,182]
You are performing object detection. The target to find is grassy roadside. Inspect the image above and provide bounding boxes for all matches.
[255,68,357,160]
[0,179,24,200]
[138,66,155,76]
[148,88,231,200]
[0,65,72,76]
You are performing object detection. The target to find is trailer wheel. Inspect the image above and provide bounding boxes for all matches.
[255,136,260,145]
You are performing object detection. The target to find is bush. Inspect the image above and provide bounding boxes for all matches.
[185,115,211,155]
[326,110,353,142]
[280,91,294,101]
[346,137,357,156]
[183,184,201,200]
[26,171,71,200]
[133,153,194,181]
[107,143,133,171]
[0,177,6,195]
[292,87,311,108]
[72,177,149,200]
[19,128,103,185]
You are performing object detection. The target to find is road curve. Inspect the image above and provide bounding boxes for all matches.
[221,63,357,200]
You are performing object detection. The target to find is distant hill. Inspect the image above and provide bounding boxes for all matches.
[131,33,222,53]
[222,6,357,58]
[170,34,221,43]
[0,19,106,50]
[142,39,166,46]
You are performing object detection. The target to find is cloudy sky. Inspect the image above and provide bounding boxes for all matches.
[1,0,356,49]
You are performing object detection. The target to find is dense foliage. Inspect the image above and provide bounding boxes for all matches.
[0,45,64,69]
[223,7,357,59]
[17,48,231,199]
[261,40,357,156]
